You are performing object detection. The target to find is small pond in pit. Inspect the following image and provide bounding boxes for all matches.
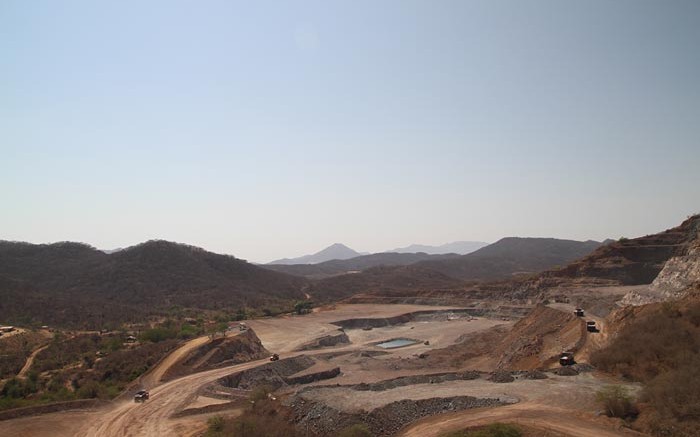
[376,338,419,349]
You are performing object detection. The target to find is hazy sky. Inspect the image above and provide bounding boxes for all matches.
[2,1,699,263]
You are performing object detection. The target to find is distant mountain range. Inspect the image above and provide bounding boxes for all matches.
[266,237,604,281]
[389,241,488,255]
[268,241,488,266]
[306,237,608,301]
[268,243,365,265]
[264,252,460,279]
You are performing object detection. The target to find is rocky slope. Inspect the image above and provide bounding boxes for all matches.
[162,329,270,380]
[536,215,699,287]
[620,223,700,305]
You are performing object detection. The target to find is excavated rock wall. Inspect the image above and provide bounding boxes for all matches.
[621,221,700,306]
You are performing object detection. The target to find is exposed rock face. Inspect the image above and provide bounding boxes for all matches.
[621,220,700,306]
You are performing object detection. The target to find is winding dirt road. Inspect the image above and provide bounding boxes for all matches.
[17,344,49,379]
[76,357,270,437]
[140,335,211,389]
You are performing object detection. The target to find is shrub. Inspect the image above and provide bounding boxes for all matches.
[207,416,224,433]
[294,300,314,315]
[338,424,372,437]
[596,385,637,418]
[591,299,700,435]
[139,327,178,343]
[442,422,522,437]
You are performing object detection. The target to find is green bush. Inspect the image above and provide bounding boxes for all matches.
[139,327,178,343]
[596,385,637,418]
[294,300,314,315]
[338,423,372,437]
[207,416,225,433]
[442,423,522,437]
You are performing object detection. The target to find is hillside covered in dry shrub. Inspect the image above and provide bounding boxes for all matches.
[0,240,308,328]
[591,297,700,436]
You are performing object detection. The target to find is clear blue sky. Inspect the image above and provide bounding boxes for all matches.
[2,1,699,263]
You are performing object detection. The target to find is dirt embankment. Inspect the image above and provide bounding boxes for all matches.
[217,356,340,392]
[162,329,269,381]
[0,399,109,421]
[491,305,586,370]
[393,305,585,372]
[296,331,350,351]
[297,371,483,395]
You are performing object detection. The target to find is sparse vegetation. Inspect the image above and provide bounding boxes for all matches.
[0,329,178,411]
[0,330,46,379]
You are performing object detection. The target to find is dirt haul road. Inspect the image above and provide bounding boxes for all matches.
[400,402,645,437]
[140,335,211,388]
[76,357,271,437]
[77,341,369,437]
[17,344,49,379]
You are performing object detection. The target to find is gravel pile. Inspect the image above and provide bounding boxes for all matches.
[354,371,481,392]
[489,371,515,383]
[554,366,579,376]
[288,395,508,436]
[522,370,548,380]
[573,363,595,372]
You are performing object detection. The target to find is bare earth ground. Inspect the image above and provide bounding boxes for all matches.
[0,303,643,437]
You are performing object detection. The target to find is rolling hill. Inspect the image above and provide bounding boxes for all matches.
[414,237,605,280]
[0,240,308,328]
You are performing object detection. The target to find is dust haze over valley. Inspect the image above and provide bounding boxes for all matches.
[2,1,700,437]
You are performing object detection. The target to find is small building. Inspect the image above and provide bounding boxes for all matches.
[575,308,585,317]
[126,335,137,343]
[0,326,15,333]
